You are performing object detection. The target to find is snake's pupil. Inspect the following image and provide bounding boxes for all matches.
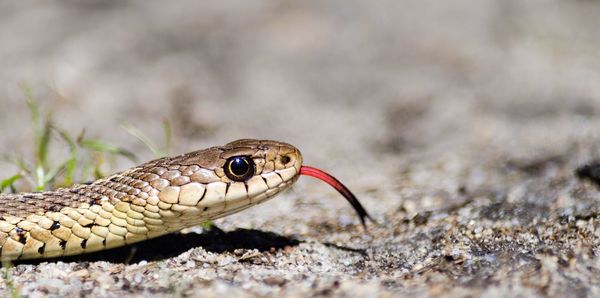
[230,157,249,176]
[225,156,255,181]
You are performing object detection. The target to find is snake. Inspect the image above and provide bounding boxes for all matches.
[0,139,372,260]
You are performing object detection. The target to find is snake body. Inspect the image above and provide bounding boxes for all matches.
[0,139,305,260]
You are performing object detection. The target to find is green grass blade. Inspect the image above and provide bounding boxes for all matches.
[79,139,137,162]
[93,163,104,180]
[43,157,74,187]
[121,124,165,158]
[0,174,22,192]
[162,118,173,155]
[35,165,45,191]
[24,88,53,184]
[62,155,78,186]
[53,125,76,149]
[23,84,41,136]
[52,126,78,185]
[37,119,52,169]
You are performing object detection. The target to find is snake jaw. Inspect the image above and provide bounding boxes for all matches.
[299,166,373,228]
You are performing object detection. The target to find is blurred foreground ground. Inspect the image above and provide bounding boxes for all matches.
[2,1,600,297]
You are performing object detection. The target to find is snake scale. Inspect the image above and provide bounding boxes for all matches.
[0,139,371,260]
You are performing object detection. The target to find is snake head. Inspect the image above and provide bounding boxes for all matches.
[220,139,303,185]
[151,139,371,228]
[218,139,373,228]
[171,139,305,219]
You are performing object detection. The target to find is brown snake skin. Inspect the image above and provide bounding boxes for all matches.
[0,139,307,260]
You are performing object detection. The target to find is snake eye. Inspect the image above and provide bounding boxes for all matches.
[224,156,255,181]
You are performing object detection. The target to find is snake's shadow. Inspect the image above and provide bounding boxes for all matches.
[12,228,300,266]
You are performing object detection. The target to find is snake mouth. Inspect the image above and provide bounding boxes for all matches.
[299,166,373,228]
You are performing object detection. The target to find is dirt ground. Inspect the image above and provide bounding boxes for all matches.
[2,1,600,297]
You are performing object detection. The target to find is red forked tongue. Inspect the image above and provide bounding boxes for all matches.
[299,166,373,228]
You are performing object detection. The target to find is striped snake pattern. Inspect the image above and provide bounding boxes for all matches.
[0,139,370,260]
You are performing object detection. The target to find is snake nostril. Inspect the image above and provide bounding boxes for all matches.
[281,155,291,165]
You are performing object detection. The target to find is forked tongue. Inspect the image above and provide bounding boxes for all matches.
[299,166,373,228]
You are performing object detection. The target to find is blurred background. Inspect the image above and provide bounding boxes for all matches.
[2,0,600,221]
[1,0,600,218]
[2,1,600,295]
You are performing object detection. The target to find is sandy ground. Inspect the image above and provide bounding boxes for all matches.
[2,1,600,297]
